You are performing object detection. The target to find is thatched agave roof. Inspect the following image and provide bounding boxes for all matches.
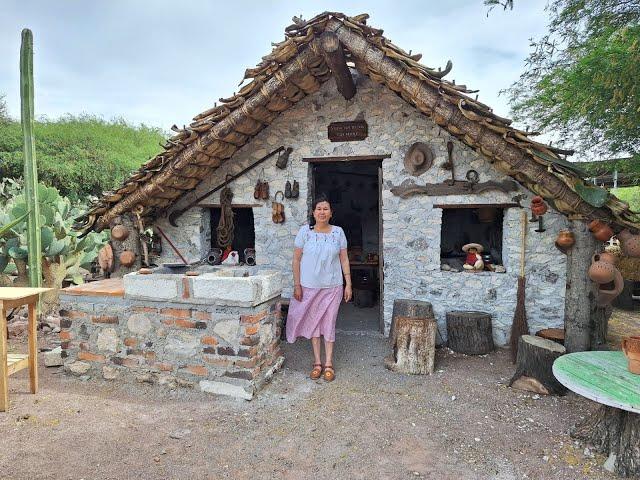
[76,12,640,234]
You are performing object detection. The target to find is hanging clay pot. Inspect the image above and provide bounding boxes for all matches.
[622,336,640,374]
[530,196,548,216]
[119,250,136,267]
[588,254,617,284]
[98,244,114,273]
[588,220,614,242]
[556,230,575,249]
[596,268,624,307]
[111,224,129,242]
[597,251,618,265]
[618,229,640,257]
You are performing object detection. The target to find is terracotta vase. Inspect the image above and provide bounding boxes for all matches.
[531,196,548,216]
[588,220,614,242]
[596,268,625,306]
[622,336,640,375]
[119,250,136,267]
[618,229,640,258]
[597,251,617,265]
[111,224,129,242]
[588,254,617,284]
[556,230,575,248]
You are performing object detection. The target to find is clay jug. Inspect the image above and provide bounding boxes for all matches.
[588,254,616,284]
[618,229,640,258]
[111,224,129,242]
[588,220,614,242]
[119,250,136,267]
[531,196,548,216]
[556,230,575,248]
[597,251,617,265]
[622,336,640,375]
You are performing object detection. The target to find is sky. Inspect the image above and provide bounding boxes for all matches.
[0,1,550,133]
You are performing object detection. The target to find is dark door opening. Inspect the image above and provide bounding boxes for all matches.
[311,160,383,333]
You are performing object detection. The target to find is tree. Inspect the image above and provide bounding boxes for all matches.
[497,0,640,158]
[0,93,8,123]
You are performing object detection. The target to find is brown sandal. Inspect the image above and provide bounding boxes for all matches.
[310,363,323,380]
[322,365,335,382]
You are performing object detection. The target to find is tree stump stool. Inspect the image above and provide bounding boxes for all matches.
[535,327,565,345]
[446,311,494,355]
[509,335,566,395]
[385,299,436,375]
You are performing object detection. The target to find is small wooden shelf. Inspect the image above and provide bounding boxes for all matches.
[7,354,29,376]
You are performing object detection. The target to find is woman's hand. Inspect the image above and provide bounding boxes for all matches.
[344,285,352,303]
[293,285,303,301]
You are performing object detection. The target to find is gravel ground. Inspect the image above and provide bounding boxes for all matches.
[0,331,619,480]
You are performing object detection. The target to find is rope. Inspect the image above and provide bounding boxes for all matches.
[217,184,235,248]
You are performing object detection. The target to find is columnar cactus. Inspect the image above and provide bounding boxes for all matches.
[20,28,42,287]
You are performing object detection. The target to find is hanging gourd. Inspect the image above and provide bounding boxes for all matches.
[530,196,548,216]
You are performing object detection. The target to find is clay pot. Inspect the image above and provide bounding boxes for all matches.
[618,229,640,258]
[119,250,136,267]
[531,196,548,216]
[622,336,640,375]
[98,244,114,273]
[588,254,617,284]
[597,251,618,265]
[596,268,624,306]
[556,230,575,249]
[588,220,614,242]
[111,224,129,242]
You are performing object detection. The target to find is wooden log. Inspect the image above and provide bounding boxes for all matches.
[535,328,565,345]
[390,299,434,342]
[385,316,436,375]
[446,311,494,355]
[321,32,356,100]
[571,405,640,476]
[509,335,567,395]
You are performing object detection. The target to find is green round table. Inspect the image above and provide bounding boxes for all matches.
[553,351,640,476]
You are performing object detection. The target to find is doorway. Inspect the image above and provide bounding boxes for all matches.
[310,158,384,333]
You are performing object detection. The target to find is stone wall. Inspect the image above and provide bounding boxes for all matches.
[152,72,569,344]
[59,270,284,400]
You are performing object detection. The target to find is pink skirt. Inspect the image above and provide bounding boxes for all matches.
[286,285,343,343]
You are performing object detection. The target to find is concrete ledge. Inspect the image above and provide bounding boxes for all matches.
[199,379,254,400]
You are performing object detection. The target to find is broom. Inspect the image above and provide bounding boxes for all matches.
[510,210,530,363]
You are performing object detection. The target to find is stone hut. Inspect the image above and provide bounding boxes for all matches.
[69,12,639,389]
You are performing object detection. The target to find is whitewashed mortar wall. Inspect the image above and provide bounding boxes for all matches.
[154,73,569,345]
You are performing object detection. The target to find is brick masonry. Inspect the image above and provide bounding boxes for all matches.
[59,271,284,400]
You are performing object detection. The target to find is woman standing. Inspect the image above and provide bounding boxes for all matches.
[286,194,353,381]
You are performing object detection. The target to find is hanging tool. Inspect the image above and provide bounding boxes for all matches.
[444,140,456,185]
[167,146,287,227]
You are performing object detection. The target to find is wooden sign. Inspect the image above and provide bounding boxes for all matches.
[328,121,368,142]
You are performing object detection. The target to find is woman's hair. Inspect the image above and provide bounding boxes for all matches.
[309,193,331,229]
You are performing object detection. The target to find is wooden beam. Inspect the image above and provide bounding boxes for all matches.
[434,203,519,209]
[303,154,391,163]
[321,32,356,100]
[197,203,262,209]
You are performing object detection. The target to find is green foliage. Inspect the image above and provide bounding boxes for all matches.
[0,183,108,285]
[612,186,640,211]
[0,94,8,123]
[577,156,640,185]
[0,114,165,200]
[503,0,640,158]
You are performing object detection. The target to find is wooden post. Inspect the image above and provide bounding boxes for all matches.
[564,220,599,352]
[20,29,42,290]
[321,32,356,100]
[110,214,141,277]
[27,301,37,394]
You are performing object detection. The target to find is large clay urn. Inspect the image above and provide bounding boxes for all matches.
[588,254,617,284]
[618,229,640,257]
[622,336,640,375]
[588,220,614,242]
[556,230,575,249]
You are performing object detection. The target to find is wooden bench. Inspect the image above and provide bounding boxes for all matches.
[553,351,640,476]
[1,287,51,412]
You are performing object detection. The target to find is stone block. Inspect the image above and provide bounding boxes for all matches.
[124,273,179,300]
[68,361,91,375]
[97,328,119,352]
[127,313,152,335]
[199,380,254,400]
[213,320,240,345]
[165,331,200,357]
[102,365,120,380]
[44,347,63,367]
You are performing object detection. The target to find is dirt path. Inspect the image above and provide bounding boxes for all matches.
[0,332,618,479]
